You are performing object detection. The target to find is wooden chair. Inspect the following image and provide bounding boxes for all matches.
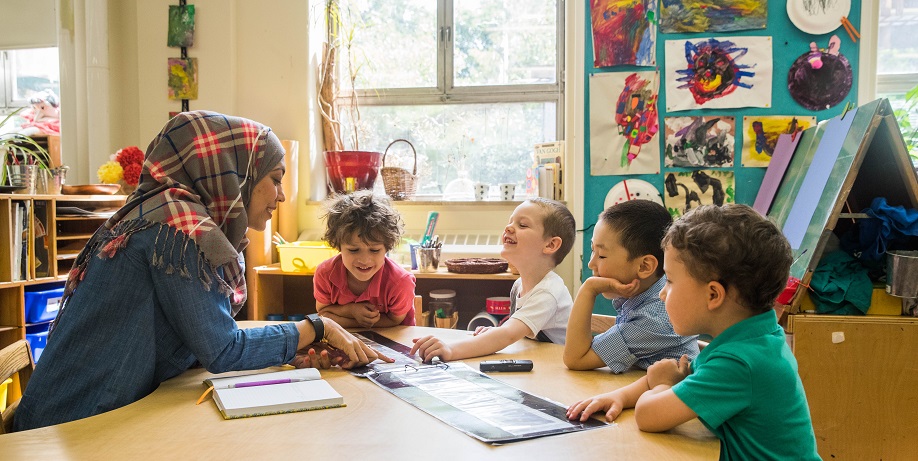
[590,313,616,334]
[0,340,35,434]
[414,295,425,327]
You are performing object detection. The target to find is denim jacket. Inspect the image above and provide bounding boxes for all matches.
[14,224,299,431]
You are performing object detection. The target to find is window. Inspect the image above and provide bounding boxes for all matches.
[876,1,918,159]
[333,0,563,197]
[0,47,60,113]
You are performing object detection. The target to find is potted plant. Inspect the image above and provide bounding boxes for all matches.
[0,107,52,193]
[894,83,918,170]
[317,0,382,194]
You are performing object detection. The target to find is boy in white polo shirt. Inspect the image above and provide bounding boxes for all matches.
[410,198,575,361]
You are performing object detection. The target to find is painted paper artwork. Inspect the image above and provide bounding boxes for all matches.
[788,36,852,111]
[168,58,198,100]
[665,36,772,111]
[663,170,735,218]
[167,5,195,48]
[589,71,660,176]
[664,116,735,167]
[590,0,656,67]
[741,115,816,167]
[660,0,767,33]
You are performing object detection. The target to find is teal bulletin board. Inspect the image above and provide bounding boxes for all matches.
[582,1,862,313]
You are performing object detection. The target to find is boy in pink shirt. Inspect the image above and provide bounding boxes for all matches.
[314,191,416,327]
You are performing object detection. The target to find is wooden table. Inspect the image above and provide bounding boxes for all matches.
[0,324,718,460]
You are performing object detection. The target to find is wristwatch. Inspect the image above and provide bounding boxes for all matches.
[306,313,325,342]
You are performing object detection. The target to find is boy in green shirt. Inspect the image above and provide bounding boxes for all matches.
[567,204,819,460]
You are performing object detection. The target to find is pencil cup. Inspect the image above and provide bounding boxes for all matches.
[414,247,441,273]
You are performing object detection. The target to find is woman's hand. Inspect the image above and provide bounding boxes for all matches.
[322,317,393,369]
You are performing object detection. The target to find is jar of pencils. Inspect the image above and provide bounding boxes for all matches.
[429,289,458,329]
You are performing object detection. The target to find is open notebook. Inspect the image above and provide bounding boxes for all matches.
[203,368,345,420]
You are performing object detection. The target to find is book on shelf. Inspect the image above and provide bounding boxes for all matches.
[533,141,565,201]
[203,368,345,420]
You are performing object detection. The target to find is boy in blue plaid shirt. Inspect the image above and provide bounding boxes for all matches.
[564,200,698,373]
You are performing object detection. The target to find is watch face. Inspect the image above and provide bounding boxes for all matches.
[604,179,664,209]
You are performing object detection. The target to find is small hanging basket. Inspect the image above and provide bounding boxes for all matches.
[381,139,418,200]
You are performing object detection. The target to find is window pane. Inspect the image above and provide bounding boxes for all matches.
[877,1,918,74]
[338,0,437,89]
[10,47,59,102]
[454,0,558,86]
[344,102,557,196]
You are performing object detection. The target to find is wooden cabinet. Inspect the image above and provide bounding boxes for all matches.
[246,263,518,329]
[0,193,126,351]
[788,314,918,459]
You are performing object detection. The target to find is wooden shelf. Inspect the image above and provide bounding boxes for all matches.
[0,194,125,352]
[253,263,520,281]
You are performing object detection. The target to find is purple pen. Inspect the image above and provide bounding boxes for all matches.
[233,378,292,388]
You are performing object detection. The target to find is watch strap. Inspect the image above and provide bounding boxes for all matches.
[306,313,325,342]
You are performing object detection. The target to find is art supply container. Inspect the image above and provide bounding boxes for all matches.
[430,289,458,328]
[7,164,37,194]
[886,250,918,298]
[414,246,441,273]
[467,311,500,331]
[486,297,511,316]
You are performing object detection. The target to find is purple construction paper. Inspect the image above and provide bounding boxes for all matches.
[753,133,802,215]
[782,108,858,249]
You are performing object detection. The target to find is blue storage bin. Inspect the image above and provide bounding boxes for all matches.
[24,285,64,324]
[26,323,50,363]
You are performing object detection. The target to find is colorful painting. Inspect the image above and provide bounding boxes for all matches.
[788,36,852,111]
[167,5,195,48]
[168,58,198,100]
[660,0,768,33]
[664,116,735,167]
[590,0,656,67]
[741,115,816,167]
[589,71,661,176]
[663,170,735,218]
[665,36,772,111]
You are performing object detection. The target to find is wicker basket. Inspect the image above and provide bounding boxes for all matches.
[381,139,418,200]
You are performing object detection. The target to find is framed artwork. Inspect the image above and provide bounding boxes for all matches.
[590,0,656,67]
[660,0,767,33]
[168,58,198,100]
[741,115,816,167]
[589,71,661,176]
[167,5,195,48]
[663,170,735,218]
[664,116,735,167]
[665,36,772,111]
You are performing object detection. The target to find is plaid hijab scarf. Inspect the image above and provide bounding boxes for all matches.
[61,111,284,318]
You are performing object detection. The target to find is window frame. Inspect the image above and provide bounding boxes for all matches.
[338,0,567,141]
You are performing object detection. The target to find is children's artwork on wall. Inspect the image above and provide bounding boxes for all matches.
[665,36,772,111]
[589,71,661,176]
[788,36,852,111]
[659,0,768,33]
[590,0,656,67]
[664,116,735,167]
[167,58,198,100]
[663,170,735,218]
[741,115,816,167]
[786,0,851,35]
[167,5,195,48]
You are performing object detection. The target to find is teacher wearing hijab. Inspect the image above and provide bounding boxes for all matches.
[14,111,390,431]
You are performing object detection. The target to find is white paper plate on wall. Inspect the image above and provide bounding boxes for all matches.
[786,0,851,35]
[603,179,664,210]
